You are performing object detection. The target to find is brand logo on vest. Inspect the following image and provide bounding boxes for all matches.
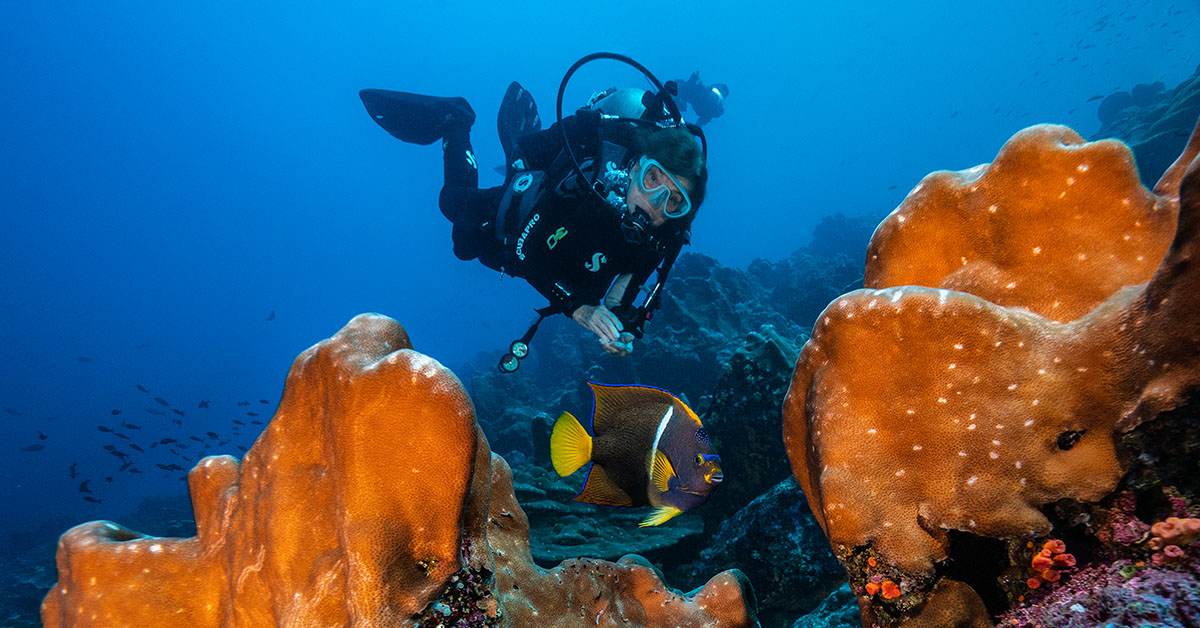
[585,252,607,272]
[516,213,540,261]
[513,172,535,193]
[547,227,568,249]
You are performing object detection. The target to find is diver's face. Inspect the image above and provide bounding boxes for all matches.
[626,161,693,228]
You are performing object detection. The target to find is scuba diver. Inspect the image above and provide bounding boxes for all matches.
[671,72,728,127]
[359,54,709,372]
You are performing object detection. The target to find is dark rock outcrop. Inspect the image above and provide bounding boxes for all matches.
[1094,64,1200,185]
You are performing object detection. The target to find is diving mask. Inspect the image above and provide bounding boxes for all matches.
[637,156,692,219]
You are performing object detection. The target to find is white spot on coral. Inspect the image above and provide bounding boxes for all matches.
[1124,234,1131,241]
[967,476,978,485]
[1078,253,1087,261]
[1077,164,1089,172]
[867,428,877,435]
[1005,282,1017,289]
[150,544,163,553]
[1066,177,1075,185]
[906,408,916,415]
[996,424,1005,429]
[1015,461,1022,469]
[937,397,948,404]
[949,363,956,369]
[968,424,977,430]
[913,445,923,451]
[959,451,968,457]
[897,215,907,223]
[993,440,1001,446]
[990,452,999,459]
[1008,383,1018,390]
[954,343,964,350]
[938,290,949,305]
[1024,419,1035,427]
[988,205,998,213]
[890,291,903,304]
[895,469,906,476]
[1033,246,1042,254]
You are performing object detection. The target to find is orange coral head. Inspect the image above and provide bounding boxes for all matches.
[1040,569,1061,583]
[784,116,1200,578]
[1026,577,1042,589]
[865,582,881,596]
[1052,553,1076,568]
[1031,554,1054,571]
[880,580,901,599]
[865,123,1193,322]
[1043,539,1066,554]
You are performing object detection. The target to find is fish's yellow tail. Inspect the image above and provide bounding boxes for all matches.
[550,411,592,476]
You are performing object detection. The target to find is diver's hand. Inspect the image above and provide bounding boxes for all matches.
[601,332,635,357]
[572,304,623,344]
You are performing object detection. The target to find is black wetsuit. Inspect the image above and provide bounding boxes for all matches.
[438,110,666,318]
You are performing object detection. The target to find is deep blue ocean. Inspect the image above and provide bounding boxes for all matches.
[1,0,1197,576]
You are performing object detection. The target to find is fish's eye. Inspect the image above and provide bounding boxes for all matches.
[695,453,703,466]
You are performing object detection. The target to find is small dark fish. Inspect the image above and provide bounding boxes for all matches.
[108,449,129,460]
[950,110,960,118]
[20,444,45,452]
[150,442,159,448]
[197,400,210,409]
[159,438,177,445]
[190,436,204,442]
[121,422,141,430]
[111,409,122,415]
[79,480,92,494]
[154,397,169,407]
[551,383,723,527]
[104,476,113,483]
[172,409,185,417]
[246,412,259,417]
[136,384,149,393]
[250,420,264,425]
[205,431,219,439]
[237,401,250,407]
[155,463,173,472]
[37,430,47,440]
[888,185,898,191]
[3,407,23,416]
[129,468,143,474]
[69,462,79,479]
[172,418,182,426]
[75,356,93,363]
[119,462,133,471]
[237,445,248,452]
[265,310,275,321]
[218,440,230,446]
[168,463,185,471]
[129,444,144,452]
[145,408,165,416]
[1087,94,1104,102]
[103,444,116,451]
[114,432,131,441]
[83,496,103,504]
[233,419,246,426]
[258,399,270,405]
[97,425,113,433]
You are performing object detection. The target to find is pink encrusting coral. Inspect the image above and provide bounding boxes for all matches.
[783,116,1200,626]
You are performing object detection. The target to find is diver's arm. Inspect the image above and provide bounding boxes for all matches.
[603,274,634,309]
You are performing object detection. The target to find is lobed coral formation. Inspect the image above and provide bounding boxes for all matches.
[42,314,757,627]
[783,116,1200,625]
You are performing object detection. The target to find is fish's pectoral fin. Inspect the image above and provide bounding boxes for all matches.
[638,505,683,527]
[575,464,634,507]
[651,449,678,493]
[551,411,592,476]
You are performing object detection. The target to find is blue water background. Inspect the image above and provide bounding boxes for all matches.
[1,0,1197,544]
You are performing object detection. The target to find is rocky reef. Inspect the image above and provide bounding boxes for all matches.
[41,315,757,628]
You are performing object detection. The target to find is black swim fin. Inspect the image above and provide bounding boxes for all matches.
[496,82,541,178]
[359,89,476,145]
